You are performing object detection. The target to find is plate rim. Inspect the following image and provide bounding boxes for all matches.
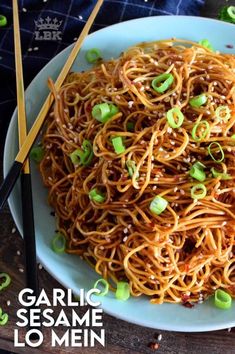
[4,15,235,332]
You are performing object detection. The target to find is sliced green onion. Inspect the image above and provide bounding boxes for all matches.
[85,48,101,63]
[208,142,224,163]
[0,15,7,27]
[0,273,11,291]
[151,73,174,93]
[191,120,210,142]
[211,167,231,180]
[115,282,130,301]
[93,278,109,296]
[70,140,93,166]
[126,160,139,179]
[231,134,235,140]
[189,94,207,108]
[89,188,105,203]
[191,184,207,200]
[189,162,206,182]
[227,6,235,20]
[112,136,125,154]
[51,233,66,254]
[126,121,135,132]
[166,107,184,129]
[214,289,232,309]
[150,195,168,215]
[30,146,44,163]
[92,103,119,123]
[198,39,214,51]
[215,106,231,122]
[0,310,8,326]
[218,6,235,24]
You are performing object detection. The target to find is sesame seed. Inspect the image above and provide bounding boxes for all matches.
[16,250,21,256]
[38,263,43,270]
[150,275,155,280]
[99,246,104,250]
[174,187,178,192]
[128,101,134,108]
[123,228,128,234]
[11,227,16,234]
[28,48,33,52]
[153,186,157,190]
[19,268,24,273]
[123,236,128,242]
[227,147,232,152]
[228,327,231,332]
[22,7,27,12]
[73,37,78,41]
[33,47,39,51]
[78,15,83,20]
[7,300,11,306]
[157,334,162,341]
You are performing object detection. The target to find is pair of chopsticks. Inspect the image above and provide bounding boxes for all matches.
[0,0,104,210]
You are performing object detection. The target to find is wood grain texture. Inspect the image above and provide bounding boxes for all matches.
[1,0,235,353]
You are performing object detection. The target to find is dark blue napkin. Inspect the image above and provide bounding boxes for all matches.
[0,0,205,138]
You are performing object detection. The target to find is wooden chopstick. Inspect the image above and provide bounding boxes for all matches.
[12,0,39,300]
[0,0,104,210]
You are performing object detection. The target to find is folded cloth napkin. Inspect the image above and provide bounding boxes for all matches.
[0,0,205,139]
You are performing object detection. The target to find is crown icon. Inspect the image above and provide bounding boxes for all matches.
[34,16,63,31]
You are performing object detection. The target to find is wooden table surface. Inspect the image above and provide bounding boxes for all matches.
[1,1,235,353]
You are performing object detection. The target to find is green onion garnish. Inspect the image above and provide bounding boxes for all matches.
[126,121,135,132]
[93,278,109,296]
[208,142,224,163]
[198,39,214,51]
[151,73,174,93]
[150,195,168,215]
[215,106,231,122]
[214,289,232,309]
[218,6,235,24]
[189,94,207,108]
[189,162,206,182]
[70,139,93,166]
[51,233,66,254]
[166,107,184,129]
[227,6,235,20]
[89,188,105,203]
[211,168,231,180]
[126,160,139,178]
[191,120,210,142]
[231,134,235,140]
[115,281,130,301]
[191,184,207,200]
[30,146,44,163]
[92,103,119,123]
[0,309,8,326]
[0,15,7,27]
[85,48,102,63]
[112,136,125,154]
[0,273,11,291]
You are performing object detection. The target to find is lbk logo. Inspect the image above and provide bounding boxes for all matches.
[34,16,63,41]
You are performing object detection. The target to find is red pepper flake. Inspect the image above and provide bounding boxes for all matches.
[148,342,160,350]
[181,294,190,303]
[226,44,234,49]
[184,263,190,273]
[182,301,194,308]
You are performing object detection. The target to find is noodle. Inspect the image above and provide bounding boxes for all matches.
[39,39,235,304]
